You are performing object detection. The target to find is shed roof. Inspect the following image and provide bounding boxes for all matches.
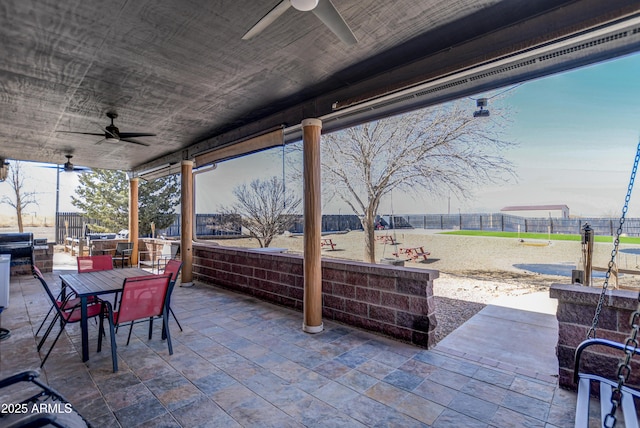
[501,205,570,212]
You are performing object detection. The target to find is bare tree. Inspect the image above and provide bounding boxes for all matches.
[320,100,516,263]
[224,176,302,248]
[0,161,38,232]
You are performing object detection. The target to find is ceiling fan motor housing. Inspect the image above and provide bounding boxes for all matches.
[291,0,318,11]
[105,124,120,141]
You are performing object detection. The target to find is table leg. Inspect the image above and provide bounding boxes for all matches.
[80,296,89,362]
[60,282,67,329]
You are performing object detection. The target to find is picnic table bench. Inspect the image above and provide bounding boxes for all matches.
[64,237,89,256]
[393,246,430,262]
[320,238,336,250]
[375,235,396,245]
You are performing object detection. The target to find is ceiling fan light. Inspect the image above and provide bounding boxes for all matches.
[291,0,318,12]
[105,136,120,142]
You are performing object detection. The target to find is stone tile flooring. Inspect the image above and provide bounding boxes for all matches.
[0,270,578,427]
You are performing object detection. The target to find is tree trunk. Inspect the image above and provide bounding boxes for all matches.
[16,203,23,233]
[363,210,376,263]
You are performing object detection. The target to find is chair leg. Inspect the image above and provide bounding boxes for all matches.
[37,312,61,352]
[108,316,117,372]
[148,317,153,340]
[97,307,105,353]
[169,307,183,332]
[40,322,66,368]
[35,306,55,336]
[162,310,173,355]
[126,322,134,345]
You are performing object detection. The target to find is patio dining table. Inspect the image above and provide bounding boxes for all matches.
[59,268,154,362]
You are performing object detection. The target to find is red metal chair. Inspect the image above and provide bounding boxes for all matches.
[33,266,100,338]
[33,266,103,368]
[98,274,173,372]
[77,254,114,272]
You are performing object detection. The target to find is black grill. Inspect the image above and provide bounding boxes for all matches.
[0,233,34,262]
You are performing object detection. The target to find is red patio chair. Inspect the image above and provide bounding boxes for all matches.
[33,266,103,368]
[128,259,184,340]
[33,266,100,338]
[77,254,114,272]
[98,274,173,372]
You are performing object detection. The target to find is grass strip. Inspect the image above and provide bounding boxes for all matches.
[439,230,640,245]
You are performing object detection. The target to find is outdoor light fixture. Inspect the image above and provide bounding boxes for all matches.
[0,159,8,182]
[473,98,489,117]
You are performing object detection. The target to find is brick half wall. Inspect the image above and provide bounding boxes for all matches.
[550,283,640,390]
[192,243,439,348]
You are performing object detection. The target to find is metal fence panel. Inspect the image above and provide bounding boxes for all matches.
[57,212,640,241]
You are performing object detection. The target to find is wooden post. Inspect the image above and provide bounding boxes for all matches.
[129,177,139,266]
[302,118,323,333]
[181,160,194,286]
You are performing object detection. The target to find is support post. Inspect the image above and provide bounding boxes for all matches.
[181,160,194,286]
[302,118,323,333]
[129,177,139,266]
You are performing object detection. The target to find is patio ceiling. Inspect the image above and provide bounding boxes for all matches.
[0,0,639,174]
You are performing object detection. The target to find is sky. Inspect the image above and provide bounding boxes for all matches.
[2,52,640,222]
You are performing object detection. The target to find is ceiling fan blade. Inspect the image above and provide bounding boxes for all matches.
[312,0,357,45]
[242,0,292,40]
[120,137,150,147]
[119,132,156,138]
[56,131,105,137]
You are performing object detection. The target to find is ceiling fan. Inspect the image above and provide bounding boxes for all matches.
[58,112,155,147]
[62,155,91,172]
[242,0,357,45]
[38,155,90,173]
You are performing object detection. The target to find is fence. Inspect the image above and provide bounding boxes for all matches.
[56,213,104,244]
[156,214,242,238]
[56,212,640,244]
[400,213,640,237]
[55,213,242,244]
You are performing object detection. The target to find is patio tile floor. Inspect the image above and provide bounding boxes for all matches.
[0,270,578,427]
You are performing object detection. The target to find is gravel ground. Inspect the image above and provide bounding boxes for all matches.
[211,229,640,344]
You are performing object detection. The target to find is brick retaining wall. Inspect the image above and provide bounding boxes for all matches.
[192,243,439,348]
[550,283,640,390]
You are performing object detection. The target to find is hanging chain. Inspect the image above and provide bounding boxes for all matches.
[588,140,640,428]
[587,141,640,340]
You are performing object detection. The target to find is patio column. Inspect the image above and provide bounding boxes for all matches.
[302,118,323,333]
[180,160,194,286]
[129,177,139,265]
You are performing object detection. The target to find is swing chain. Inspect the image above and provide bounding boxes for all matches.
[587,141,640,340]
[593,140,640,428]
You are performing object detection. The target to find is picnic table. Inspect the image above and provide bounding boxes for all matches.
[320,238,336,250]
[375,235,396,245]
[393,246,430,262]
